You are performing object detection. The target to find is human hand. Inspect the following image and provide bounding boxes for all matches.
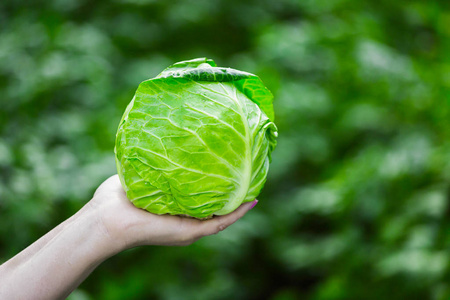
[88,175,257,252]
[1,174,257,300]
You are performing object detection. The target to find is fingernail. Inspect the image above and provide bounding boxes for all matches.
[249,200,258,210]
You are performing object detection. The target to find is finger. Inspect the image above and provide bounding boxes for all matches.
[196,199,258,237]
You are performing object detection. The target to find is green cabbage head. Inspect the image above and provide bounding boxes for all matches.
[115,58,277,218]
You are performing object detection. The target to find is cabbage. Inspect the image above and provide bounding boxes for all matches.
[115,58,277,218]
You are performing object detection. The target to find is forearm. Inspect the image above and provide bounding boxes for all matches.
[0,204,119,300]
[1,205,90,269]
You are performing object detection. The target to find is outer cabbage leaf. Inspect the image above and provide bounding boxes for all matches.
[115,58,277,218]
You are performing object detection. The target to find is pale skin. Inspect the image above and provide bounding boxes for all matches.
[0,175,258,300]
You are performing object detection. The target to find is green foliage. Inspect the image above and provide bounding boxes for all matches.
[115,58,277,218]
[1,0,449,299]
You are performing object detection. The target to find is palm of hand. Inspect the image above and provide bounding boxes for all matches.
[88,175,256,250]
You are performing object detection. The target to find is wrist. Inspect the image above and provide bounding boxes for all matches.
[74,202,124,259]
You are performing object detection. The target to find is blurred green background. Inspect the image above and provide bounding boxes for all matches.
[1,0,450,299]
